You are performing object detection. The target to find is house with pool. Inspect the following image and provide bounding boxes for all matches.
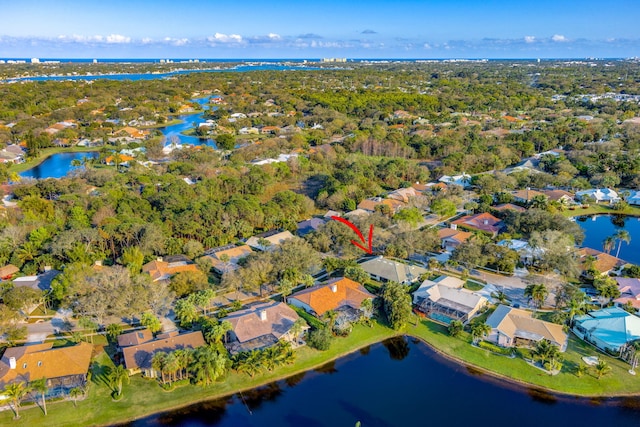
[572,307,640,353]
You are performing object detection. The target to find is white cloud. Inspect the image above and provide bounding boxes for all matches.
[209,33,243,44]
[524,36,536,43]
[141,37,153,44]
[105,34,131,44]
[551,34,568,42]
[163,37,189,46]
[423,43,432,49]
[267,33,281,40]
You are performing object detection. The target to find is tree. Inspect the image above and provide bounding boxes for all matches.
[140,312,163,333]
[533,339,562,370]
[344,266,370,284]
[602,236,616,254]
[381,281,412,330]
[430,198,456,218]
[594,276,621,308]
[594,359,611,379]
[614,230,631,258]
[121,246,144,274]
[4,381,29,419]
[190,346,228,386]
[31,377,48,416]
[215,133,236,150]
[448,320,464,337]
[307,326,333,351]
[106,323,123,344]
[108,365,129,398]
[469,319,491,344]
[69,387,84,407]
[170,270,209,298]
[524,283,548,311]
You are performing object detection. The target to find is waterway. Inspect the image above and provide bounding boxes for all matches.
[124,338,640,427]
[19,151,99,179]
[576,215,640,265]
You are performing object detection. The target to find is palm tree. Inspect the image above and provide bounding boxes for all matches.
[469,320,491,344]
[575,363,588,378]
[448,320,464,337]
[524,283,548,311]
[594,359,612,379]
[107,365,129,397]
[165,352,179,384]
[289,318,308,344]
[151,352,168,384]
[31,377,48,416]
[614,230,631,258]
[191,346,228,386]
[602,236,616,254]
[69,387,84,407]
[4,382,29,419]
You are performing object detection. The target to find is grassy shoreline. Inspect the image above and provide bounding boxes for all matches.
[9,147,106,174]
[563,204,640,217]
[4,319,640,426]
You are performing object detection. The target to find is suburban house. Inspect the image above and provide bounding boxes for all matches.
[626,190,640,206]
[387,187,418,203]
[575,188,621,204]
[577,247,627,277]
[11,269,61,291]
[573,307,640,353]
[115,126,149,139]
[122,331,206,376]
[492,203,526,213]
[614,277,640,310]
[117,329,154,349]
[413,276,486,324]
[246,230,295,251]
[486,305,568,351]
[512,189,544,204]
[201,244,253,274]
[223,301,307,354]
[0,264,19,280]
[541,189,575,204]
[359,256,428,284]
[357,197,405,214]
[296,218,327,236]
[438,173,472,188]
[0,342,93,396]
[142,256,200,282]
[451,212,503,236]
[437,228,472,252]
[288,277,374,319]
[497,239,544,265]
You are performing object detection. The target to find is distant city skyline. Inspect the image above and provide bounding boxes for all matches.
[1,0,639,59]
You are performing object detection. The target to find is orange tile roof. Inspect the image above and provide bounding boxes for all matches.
[437,228,472,243]
[577,248,625,274]
[117,329,154,347]
[0,342,93,388]
[122,331,205,371]
[289,277,374,316]
[452,212,503,234]
[0,264,19,279]
[142,259,199,281]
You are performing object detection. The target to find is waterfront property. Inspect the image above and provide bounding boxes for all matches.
[486,305,568,351]
[359,256,427,284]
[223,301,307,354]
[576,188,620,204]
[414,280,487,324]
[288,277,374,322]
[0,342,93,397]
[572,307,640,353]
[576,247,627,277]
[122,331,206,376]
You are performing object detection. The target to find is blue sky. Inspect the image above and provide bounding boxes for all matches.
[1,0,639,58]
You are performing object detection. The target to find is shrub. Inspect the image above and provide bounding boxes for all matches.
[307,327,333,351]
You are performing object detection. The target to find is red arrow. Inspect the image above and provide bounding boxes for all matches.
[331,216,374,254]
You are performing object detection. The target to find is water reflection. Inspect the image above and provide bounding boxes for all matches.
[314,360,338,375]
[383,336,410,360]
[527,388,558,405]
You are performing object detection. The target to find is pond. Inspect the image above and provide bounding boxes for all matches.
[19,151,99,179]
[576,215,640,265]
[123,338,640,427]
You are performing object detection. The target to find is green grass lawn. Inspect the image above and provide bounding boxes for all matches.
[0,323,396,427]
[9,146,116,174]
[407,319,640,396]
[464,280,484,291]
[563,204,640,218]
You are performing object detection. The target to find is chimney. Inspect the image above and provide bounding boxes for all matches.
[260,310,267,321]
[330,284,338,293]
[94,260,102,267]
[9,357,16,369]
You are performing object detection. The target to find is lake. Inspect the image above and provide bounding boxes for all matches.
[19,151,99,179]
[576,215,640,265]
[123,338,640,427]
